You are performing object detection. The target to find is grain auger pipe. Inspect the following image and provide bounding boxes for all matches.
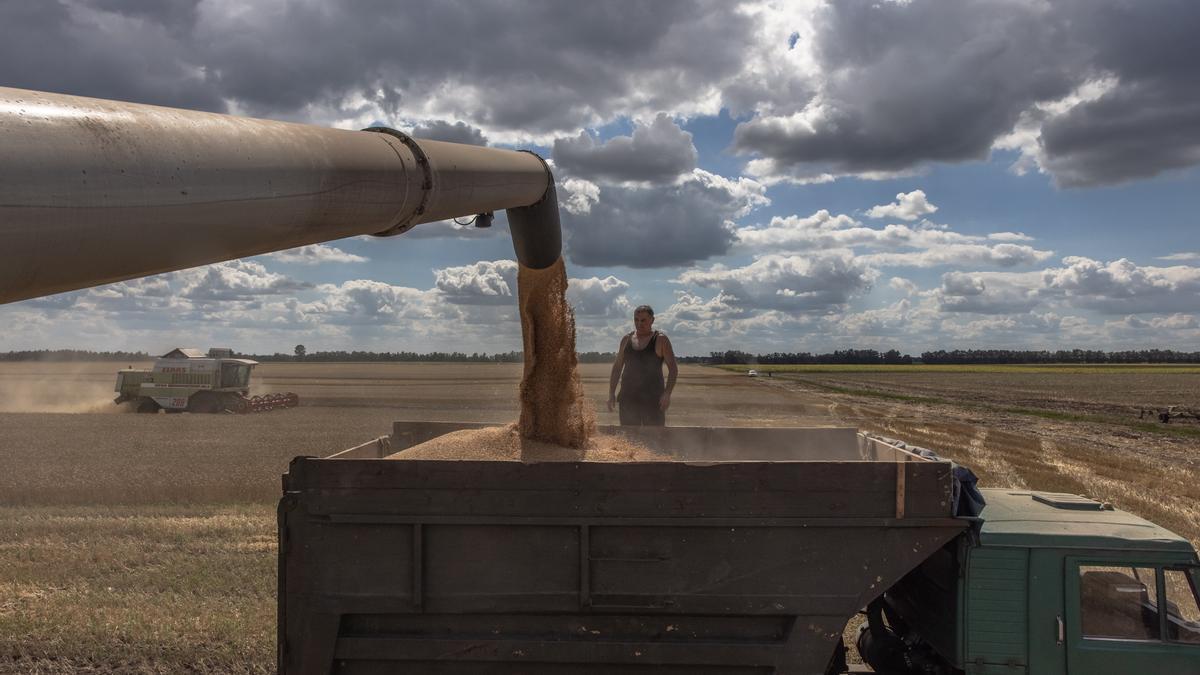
[0,86,562,304]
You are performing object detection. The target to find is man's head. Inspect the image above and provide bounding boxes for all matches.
[633,305,655,334]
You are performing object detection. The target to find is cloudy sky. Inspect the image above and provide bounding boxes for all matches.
[3,0,1199,355]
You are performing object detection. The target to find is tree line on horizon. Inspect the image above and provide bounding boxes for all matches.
[921,348,1200,364]
[3,347,1199,365]
[711,348,1200,365]
[0,349,150,362]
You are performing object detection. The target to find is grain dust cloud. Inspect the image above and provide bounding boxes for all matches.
[0,364,129,413]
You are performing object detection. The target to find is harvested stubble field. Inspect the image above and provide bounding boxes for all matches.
[718,363,1200,425]
[2,361,1198,673]
[723,364,1200,548]
[0,361,829,673]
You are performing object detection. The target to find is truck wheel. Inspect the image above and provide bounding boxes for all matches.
[135,398,159,414]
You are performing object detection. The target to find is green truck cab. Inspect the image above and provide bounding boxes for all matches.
[879,489,1200,674]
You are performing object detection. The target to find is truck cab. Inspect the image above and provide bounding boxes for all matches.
[883,489,1200,674]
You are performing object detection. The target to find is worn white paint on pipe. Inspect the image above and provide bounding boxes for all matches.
[0,87,549,304]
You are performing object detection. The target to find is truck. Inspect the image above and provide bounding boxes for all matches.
[2,86,1197,674]
[113,346,299,413]
[279,422,1200,674]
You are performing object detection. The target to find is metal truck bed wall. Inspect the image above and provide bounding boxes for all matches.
[279,422,968,674]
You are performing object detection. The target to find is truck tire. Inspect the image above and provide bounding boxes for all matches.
[135,398,159,414]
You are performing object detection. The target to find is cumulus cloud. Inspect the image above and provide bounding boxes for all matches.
[676,253,876,313]
[553,114,698,184]
[561,178,600,216]
[267,244,367,265]
[1107,313,1199,335]
[941,272,985,297]
[940,312,1074,343]
[889,277,918,295]
[2,260,470,351]
[667,290,746,322]
[829,297,914,337]
[865,190,938,221]
[431,259,633,318]
[988,232,1035,243]
[935,271,1041,314]
[563,169,769,268]
[734,0,1082,183]
[1040,257,1200,314]
[928,257,1200,317]
[178,260,311,301]
[657,289,813,351]
[434,260,518,305]
[860,243,1054,269]
[313,279,449,326]
[731,0,1200,187]
[1157,252,1200,262]
[567,275,632,317]
[735,208,1052,269]
[0,1,767,142]
[5,1,1196,187]
[410,120,488,146]
[0,2,224,113]
[1034,0,1200,187]
[734,209,860,250]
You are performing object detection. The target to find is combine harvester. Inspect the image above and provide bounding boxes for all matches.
[1,86,1198,674]
[114,347,299,413]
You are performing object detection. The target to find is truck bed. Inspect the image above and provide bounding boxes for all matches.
[278,422,968,674]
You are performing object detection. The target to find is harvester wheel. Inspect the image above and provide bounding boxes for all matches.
[222,393,250,414]
[135,398,159,413]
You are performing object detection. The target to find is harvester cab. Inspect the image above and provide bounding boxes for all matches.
[114,347,297,414]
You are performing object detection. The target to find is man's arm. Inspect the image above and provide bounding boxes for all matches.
[658,335,678,411]
[607,335,629,412]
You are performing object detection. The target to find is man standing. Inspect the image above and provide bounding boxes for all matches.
[607,305,678,426]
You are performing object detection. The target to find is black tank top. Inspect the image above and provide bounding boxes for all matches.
[620,332,664,399]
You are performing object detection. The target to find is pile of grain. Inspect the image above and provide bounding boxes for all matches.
[515,257,595,448]
[387,423,663,462]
